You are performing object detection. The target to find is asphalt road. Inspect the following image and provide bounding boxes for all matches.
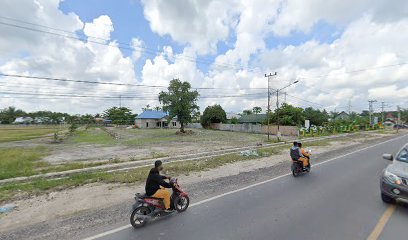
[82,134,408,240]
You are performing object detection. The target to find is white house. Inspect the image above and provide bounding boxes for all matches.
[135,110,179,129]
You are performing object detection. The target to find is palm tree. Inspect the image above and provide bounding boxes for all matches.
[252,106,262,115]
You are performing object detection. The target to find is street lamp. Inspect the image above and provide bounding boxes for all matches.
[275,80,299,141]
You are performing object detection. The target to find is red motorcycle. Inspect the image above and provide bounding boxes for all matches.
[130,178,190,228]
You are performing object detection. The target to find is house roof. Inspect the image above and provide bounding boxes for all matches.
[135,110,168,119]
[238,114,267,123]
[338,111,349,116]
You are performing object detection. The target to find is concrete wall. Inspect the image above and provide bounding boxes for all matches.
[135,119,158,129]
[135,119,180,129]
[185,122,298,136]
[211,123,262,133]
[186,123,203,129]
[261,125,299,136]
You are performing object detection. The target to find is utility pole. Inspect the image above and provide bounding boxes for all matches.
[265,72,277,141]
[284,92,287,104]
[368,100,377,127]
[276,88,280,140]
[381,102,385,123]
[397,106,401,132]
[119,95,122,108]
[348,99,352,115]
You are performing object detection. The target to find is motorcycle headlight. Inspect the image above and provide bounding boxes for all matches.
[384,170,402,185]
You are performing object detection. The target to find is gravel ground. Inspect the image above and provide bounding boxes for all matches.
[0,132,404,240]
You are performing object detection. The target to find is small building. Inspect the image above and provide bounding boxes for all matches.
[335,111,350,120]
[14,117,33,124]
[135,110,179,129]
[238,114,267,124]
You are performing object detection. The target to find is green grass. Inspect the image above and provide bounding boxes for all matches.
[0,147,49,180]
[0,146,110,180]
[71,129,115,144]
[0,127,59,143]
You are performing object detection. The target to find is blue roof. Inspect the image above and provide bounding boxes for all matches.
[135,110,168,119]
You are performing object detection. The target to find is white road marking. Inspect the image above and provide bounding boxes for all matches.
[82,133,408,240]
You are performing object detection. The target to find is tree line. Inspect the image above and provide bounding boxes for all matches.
[0,106,137,125]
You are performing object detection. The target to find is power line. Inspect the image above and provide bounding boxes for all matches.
[4,16,408,79]
[0,73,270,90]
[0,18,256,72]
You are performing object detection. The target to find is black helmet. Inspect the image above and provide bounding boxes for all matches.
[154,160,162,168]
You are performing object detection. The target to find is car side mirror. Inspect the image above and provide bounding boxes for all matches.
[382,154,393,161]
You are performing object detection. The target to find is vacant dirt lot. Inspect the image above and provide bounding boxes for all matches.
[2,126,270,164]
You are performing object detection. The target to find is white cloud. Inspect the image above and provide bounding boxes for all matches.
[131,38,144,62]
[83,15,114,41]
[141,0,239,55]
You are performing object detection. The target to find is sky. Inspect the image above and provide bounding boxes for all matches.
[0,0,408,115]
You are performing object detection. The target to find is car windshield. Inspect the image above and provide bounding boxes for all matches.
[396,148,408,163]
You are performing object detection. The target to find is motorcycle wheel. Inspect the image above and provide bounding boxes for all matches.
[174,195,190,212]
[292,169,299,177]
[130,206,151,228]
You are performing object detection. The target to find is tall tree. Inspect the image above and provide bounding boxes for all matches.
[242,109,253,115]
[142,104,151,112]
[267,103,304,126]
[103,107,136,125]
[252,106,262,115]
[159,79,199,133]
[303,107,329,126]
[201,105,227,128]
[0,107,26,124]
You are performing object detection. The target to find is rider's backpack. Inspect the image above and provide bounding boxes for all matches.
[290,147,300,160]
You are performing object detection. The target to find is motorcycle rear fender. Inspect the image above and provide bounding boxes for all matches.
[179,192,188,197]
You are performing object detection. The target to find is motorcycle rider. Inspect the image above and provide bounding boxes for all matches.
[290,141,301,160]
[297,142,310,169]
[145,160,174,212]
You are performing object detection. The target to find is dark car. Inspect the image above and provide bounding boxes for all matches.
[381,144,408,204]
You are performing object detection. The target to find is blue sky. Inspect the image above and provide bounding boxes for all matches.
[60,0,184,75]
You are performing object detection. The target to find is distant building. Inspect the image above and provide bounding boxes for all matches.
[238,114,267,124]
[135,110,179,129]
[13,117,33,124]
[335,111,350,120]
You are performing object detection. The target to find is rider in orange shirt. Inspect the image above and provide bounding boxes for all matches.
[297,142,310,168]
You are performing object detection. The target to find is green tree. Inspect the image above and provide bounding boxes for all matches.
[401,109,408,123]
[230,117,238,124]
[267,103,304,126]
[252,106,262,115]
[0,107,26,124]
[242,109,252,115]
[142,104,151,112]
[201,104,227,128]
[103,107,136,125]
[80,114,96,124]
[303,107,329,126]
[159,79,199,133]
